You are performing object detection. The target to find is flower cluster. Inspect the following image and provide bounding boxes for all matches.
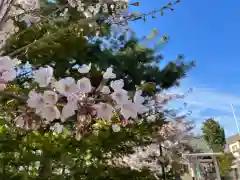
[0,56,18,90]
[67,0,128,18]
[0,56,160,137]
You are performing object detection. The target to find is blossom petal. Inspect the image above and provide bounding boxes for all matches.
[94,103,114,120]
[78,63,91,74]
[54,77,78,96]
[77,77,92,93]
[112,124,121,132]
[103,67,116,79]
[110,79,124,91]
[101,86,110,94]
[111,89,129,105]
[34,66,53,87]
[1,69,17,82]
[43,90,58,107]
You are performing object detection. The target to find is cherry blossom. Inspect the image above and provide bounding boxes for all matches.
[78,63,91,74]
[111,89,129,105]
[1,69,17,82]
[0,56,17,72]
[110,79,124,91]
[61,95,78,121]
[133,90,148,113]
[34,66,53,87]
[61,104,76,121]
[50,123,64,133]
[41,106,61,122]
[120,100,138,119]
[77,77,92,93]
[42,90,58,107]
[54,77,78,96]
[17,0,40,11]
[103,67,116,79]
[27,91,44,110]
[94,103,115,120]
[101,85,111,94]
[112,124,121,132]
[0,84,6,90]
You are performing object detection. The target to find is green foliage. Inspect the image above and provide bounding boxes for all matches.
[202,118,234,178]
[218,152,235,178]
[202,118,226,152]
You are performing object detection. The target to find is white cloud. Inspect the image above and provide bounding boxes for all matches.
[169,80,240,137]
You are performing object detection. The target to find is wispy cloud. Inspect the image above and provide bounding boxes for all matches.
[169,79,240,137]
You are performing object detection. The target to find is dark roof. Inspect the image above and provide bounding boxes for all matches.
[226,134,240,145]
[187,136,213,153]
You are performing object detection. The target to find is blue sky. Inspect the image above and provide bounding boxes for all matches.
[129,0,240,137]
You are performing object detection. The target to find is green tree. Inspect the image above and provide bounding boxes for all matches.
[202,118,226,152]
[202,118,234,178]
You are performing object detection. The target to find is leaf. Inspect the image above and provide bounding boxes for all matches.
[139,82,156,93]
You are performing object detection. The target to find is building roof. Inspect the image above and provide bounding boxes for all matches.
[188,136,213,153]
[226,134,240,145]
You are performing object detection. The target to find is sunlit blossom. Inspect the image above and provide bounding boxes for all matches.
[61,95,78,121]
[27,91,44,109]
[110,79,124,91]
[120,101,138,119]
[111,89,129,105]
[77,77,92,93]
[94,103,114,120]
[103,67,116,79]
[34,66,53,87]
[43,90,58,107]
[0,84,6,90]
[112,124,121,132]
[0,56,16,72]
[41,106,61,122]
[78,63,91,74]
[0,69,17,82]
[54,77,78,96]
[101,85,111,94]
[50,123,64,133]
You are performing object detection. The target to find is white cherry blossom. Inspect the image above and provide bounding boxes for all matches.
[155,93,167,104]
[103,67,116,79]
[120,101,138,119]
[111,89,129,105]
[0,84,6,90]
[18,0,40,10]
[27,91,44,109]
[34,66,53,87]
[77,77,92,93]
[42,106,61,122]
[110,79,124,91]
[43,90,58,107]
[61,94,79,121]
[94,103,114,120]
[0,56,16,72]
[134,90,144,104]
[133,90,148,113]
[54,77,78,96]
[101,85,111,94]
[61,104,76,121]
[15,116,25,127]
[50,123,64,133]
[112,124,121,132]
[0,69,17,82]
[78,63,91,74]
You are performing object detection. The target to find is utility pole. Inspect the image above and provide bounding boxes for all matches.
[231,104,240,135]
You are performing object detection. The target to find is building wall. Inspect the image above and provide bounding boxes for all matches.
[230,141,240,153]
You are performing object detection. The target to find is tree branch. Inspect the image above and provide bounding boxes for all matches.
[0,90,27,103]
